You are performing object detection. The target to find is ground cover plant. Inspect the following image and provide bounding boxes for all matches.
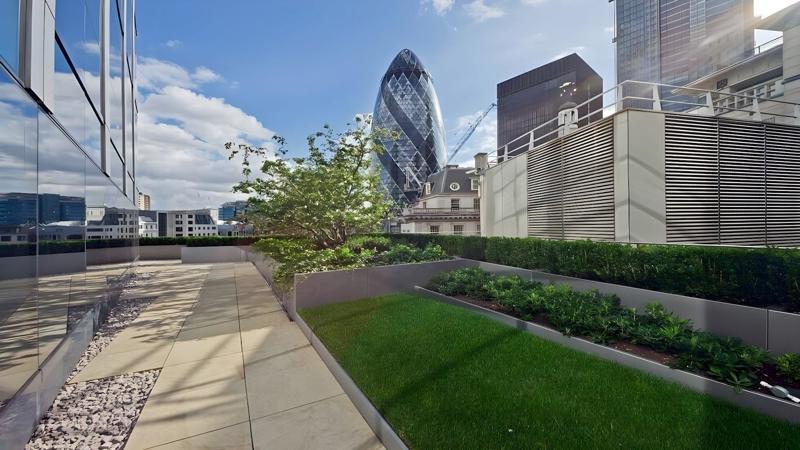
[374,233,800,311]
[253,235,449,288]
[301,294,800,449]
[428,268,800,394]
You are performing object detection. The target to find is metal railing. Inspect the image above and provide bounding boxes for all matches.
[404,208,480,216]
[488,79,800,168]
[754,35,783,56]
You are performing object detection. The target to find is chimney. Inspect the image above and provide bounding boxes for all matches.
[474,153,489,172]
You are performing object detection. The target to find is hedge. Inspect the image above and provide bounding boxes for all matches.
[139,236,264,247]
[376,234,800,312]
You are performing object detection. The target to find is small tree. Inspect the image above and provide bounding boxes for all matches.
[227,117,393,248]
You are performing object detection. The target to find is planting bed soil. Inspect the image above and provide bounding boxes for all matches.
[301,294,800,449]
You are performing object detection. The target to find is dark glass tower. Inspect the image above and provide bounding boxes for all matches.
[373,49,447,205]
[615,0,754,88]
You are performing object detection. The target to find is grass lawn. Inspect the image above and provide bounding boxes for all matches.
[300,293,800,450]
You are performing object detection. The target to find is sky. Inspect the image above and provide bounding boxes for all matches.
[133,0,799,210]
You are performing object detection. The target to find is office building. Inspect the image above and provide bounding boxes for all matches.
[159,210,218,238]
[372,49,447,205]
[218,200,248,221]
[0,0,139,439]
[613,0,754,94]
[400,166,481,236]
[138,192,151,210]
[497,53,603,157]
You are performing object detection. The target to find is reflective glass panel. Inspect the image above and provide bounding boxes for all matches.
[53,45,102,164]
[109,0,124,151]
[54,0,101,109]
[0,0,19,73]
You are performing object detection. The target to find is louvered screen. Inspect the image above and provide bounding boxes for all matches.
[561,120,615,240]
[527,120,614,240]
[527,139,563,239]
[766,124,800,246]
[718,120,766,246]
[664,115,719,244]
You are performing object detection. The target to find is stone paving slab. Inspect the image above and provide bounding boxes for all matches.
[67,261,383,450]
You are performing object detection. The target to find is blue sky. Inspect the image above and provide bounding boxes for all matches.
[132,0,796,209]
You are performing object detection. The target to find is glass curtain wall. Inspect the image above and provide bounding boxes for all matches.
[0,0,138,410]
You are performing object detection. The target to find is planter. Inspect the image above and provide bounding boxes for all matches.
[469,260,800,355]
[414,286,800,425]
[180,246,246,263]
[139,245,182,260]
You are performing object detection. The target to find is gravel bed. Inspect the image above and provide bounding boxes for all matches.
[26,369,160,450]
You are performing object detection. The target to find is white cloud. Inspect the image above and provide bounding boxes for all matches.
[423,0,455,15]
[192,66,222,83]
[164,39,182,48]
[550,46,586,62]
[464,0,505,22]
[136,57,224,92]
[604,26,614,34]
[520,0,548,5]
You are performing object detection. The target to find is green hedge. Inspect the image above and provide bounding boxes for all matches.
[139,236,264,247]
[377,234,800,311]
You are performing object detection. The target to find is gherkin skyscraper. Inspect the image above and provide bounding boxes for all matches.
[373,49,447,205]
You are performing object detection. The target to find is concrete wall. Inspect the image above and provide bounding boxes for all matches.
[480,153,527,238]
[290,259,472,318]
[614,110,667,243]
[139,245,181,260]
[181,246,246,264]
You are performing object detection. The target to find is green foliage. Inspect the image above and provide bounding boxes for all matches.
[227,118,394,248]
[427,268,775,389]
[254,237,449,289]
[301,294,800,449]
[776,353,800,383]
[369,233,800,311]
[344,235,393,253]
[139,236,264,247]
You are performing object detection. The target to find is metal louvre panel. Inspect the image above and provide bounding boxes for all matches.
[527,120,615,240]
[528,139,563,239]
[766,124,800,246]
[718,120,766,246]
[665,115,719,244]
[562,120,615,240]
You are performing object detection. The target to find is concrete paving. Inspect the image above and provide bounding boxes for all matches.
[69,261,383,450]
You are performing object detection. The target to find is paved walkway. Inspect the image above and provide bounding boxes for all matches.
[71,261,383,450]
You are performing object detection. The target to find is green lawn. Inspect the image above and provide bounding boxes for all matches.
[300,294,800,450]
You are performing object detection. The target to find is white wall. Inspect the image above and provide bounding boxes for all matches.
[480,153,527,238]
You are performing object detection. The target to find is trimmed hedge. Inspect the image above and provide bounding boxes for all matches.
[377,234,800,311]
[139,236,264,247]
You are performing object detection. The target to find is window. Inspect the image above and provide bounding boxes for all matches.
[422,201,427,209]
[473,198,480,210]
[0,0,19,73]
[425,183,431,195]
[471,178,479,191]
[453,225,464,235]
[1,236,10,242]
[188,227,193,232]
[176,227,183,232]
[429,225,440,234]
[451,199,460,211]
[449,182,460,191]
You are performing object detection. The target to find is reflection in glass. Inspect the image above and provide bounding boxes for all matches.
[53,45,102,164]
[54,0,102,109]
[0,0,20,74]
[109,0,124,151]
[0,67,39,403]
[36,112,86,364]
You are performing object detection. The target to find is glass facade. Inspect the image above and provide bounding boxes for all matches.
[616,0,754,95]
[0,0,19,74]
[373,49,446,206]
[0,0,138,422]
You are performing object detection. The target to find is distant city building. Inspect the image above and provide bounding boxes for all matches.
[137,193,151,210]
[0,193,85,226]
[373,49,447,205]
[218,200,248,221]
[160,210,218,238]
[138,216,158,237]
[400,166,480,236]
[496,53,603,158]
[613,0,754,93]
[85,207,138,240]
[217,221,255,237]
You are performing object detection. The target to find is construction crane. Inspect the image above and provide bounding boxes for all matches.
[446,102,496,165]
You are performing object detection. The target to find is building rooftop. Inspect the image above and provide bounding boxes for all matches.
[424,166,476,196]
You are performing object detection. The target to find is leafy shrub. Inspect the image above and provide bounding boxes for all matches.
[140,236,265,247]
[369,233,800,312]
[428,267,775,390]
[344,235,393,253]
[776,353,800,383]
